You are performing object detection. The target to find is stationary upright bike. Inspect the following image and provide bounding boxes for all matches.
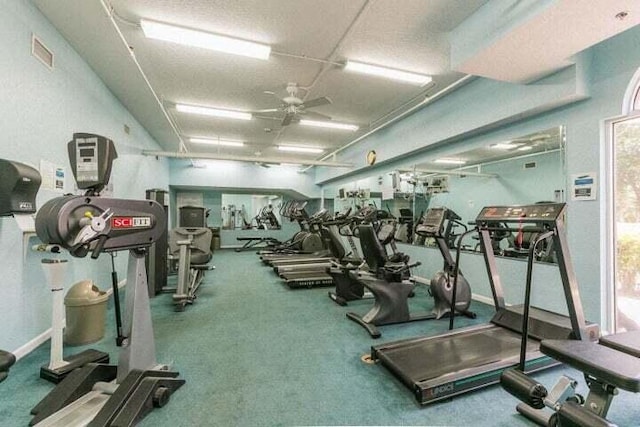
[413,207,475,319]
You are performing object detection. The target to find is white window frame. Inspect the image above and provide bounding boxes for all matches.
[601,68,640,333]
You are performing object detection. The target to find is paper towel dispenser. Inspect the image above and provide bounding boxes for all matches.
[0,159,42,216]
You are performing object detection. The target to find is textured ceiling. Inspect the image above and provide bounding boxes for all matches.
[33,0,487,162]
[31,1,640,167]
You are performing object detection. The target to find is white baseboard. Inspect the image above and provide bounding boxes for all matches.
[471,293,495,306]
[105,278,127,297]
[11,278,126,361]
[13,328,51,361]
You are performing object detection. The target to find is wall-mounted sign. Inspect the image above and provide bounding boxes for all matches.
[571,172,597,201]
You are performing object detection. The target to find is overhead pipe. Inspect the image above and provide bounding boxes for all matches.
[404,168,498,178]
[99,0,187,152]
[302,74,476,172]
[271,0,372,145]
[142,150,354,168]
[102,0,471,174]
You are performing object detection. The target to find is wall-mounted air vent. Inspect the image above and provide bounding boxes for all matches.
[524,161,537,169]
[31,34,54,69]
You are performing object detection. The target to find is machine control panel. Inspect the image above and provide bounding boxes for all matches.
[476,203,565,223]
[67,133,118,192]
[415,207,447,236]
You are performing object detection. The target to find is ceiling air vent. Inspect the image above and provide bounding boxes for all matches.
[31,34,54,69]
[524,161,537,169]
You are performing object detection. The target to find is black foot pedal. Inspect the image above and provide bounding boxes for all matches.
[90,369,184,427]
[40,349,110,384]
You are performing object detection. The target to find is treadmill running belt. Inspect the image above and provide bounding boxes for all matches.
[376,327,540,384]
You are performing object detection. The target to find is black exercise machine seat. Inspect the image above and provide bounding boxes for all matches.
[599,330,640,358]
[168,227,213,310]
[358,223,405,274]
[0,350,16,382]
[541,339,640,392]
[359,224,387,271]
[169,227,213,265]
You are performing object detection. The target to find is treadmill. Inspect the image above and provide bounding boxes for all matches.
[370,203,600,405]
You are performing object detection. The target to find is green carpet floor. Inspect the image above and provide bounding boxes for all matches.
[1,249,638,426]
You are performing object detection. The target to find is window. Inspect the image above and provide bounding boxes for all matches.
[611,116,640,332]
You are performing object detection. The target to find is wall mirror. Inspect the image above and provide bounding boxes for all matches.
[323,125,566,264]
[401,125,566,263]
[221,193,283,230]
[174,189,283,231]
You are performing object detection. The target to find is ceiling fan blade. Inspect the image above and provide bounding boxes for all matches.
[281,112,294,126]
[301,111,332,121]
[302,96,332,109]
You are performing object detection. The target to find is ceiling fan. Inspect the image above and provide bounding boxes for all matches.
[252,82,332,127]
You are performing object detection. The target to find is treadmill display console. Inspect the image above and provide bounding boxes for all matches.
[476,203,565,223]
[415,208,446,236]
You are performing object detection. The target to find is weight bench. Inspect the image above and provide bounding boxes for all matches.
[0,350,16,383]
[235,237,281,252]
[169,227,214,311]
[599,330,640,358]
[501,331,640,426]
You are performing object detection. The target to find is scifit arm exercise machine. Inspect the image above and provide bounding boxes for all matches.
[29,134,184,427]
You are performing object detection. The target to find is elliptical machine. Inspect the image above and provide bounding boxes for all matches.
[29,133,184,426]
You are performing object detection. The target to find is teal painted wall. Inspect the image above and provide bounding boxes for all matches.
[0,0,169,352]
[170,159,322,198]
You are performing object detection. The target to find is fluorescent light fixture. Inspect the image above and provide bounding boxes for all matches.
[434,158,467,165]
[271,163,301,169]
[491,143,518,149]
[299,119,359,131]
[277,145,324,154]
[189,138,244,147]
[176,104,252,121]
[140,19,271,60]
[344,60,432,86]
[517,146,533,151]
